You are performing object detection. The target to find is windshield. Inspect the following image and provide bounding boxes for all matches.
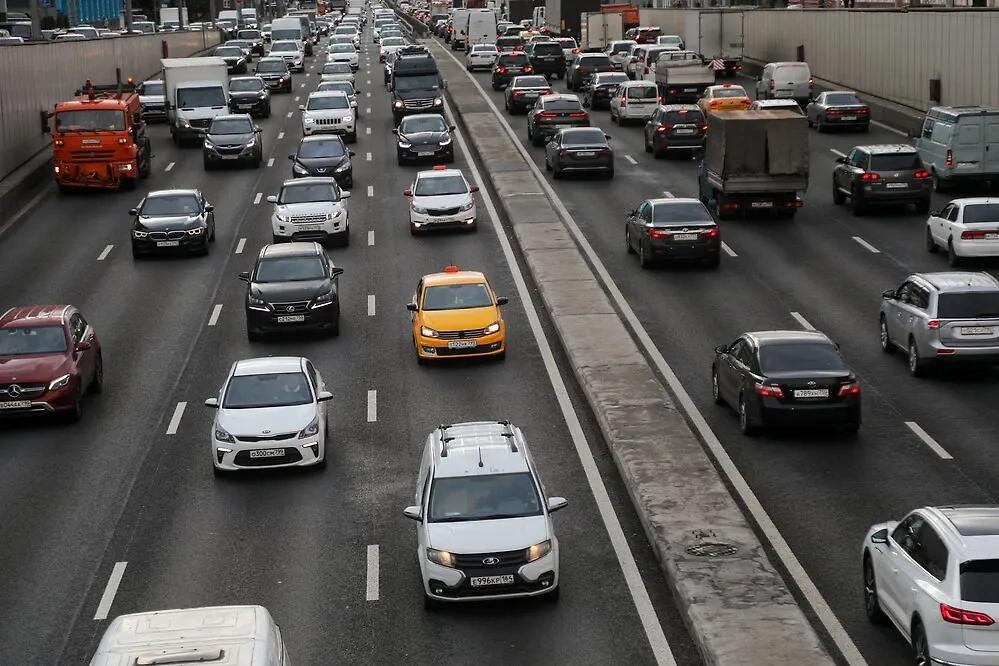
[557,38,577,48]
[271,29,301,40]
[237,30,260,39]
[393,74,439,92]
[222,372,313,409]
[279,183,339,204]
[961,560,999,603]
[298,139,345,158]
[176,86,226,108]
[422,283,491,311]
[937,292,999,319]
[963,204,999,224]
[324,63,351,74]
[210,118,253,135]
[562,129,606,146]
[271,42,297,52]
[414,175,466,197]
[254,256,327,282]
[400,116,446,133]
[514,76,548,88]
[496,37,520,48]
[329,44,354,52]
[56,109,126,132]
[257,61,287,73]
[826,93,862,105]
[758,343,846,374]
[382,37,405,46]
[140,194,201,216]
[714,87,748,99]
[609,41,633,53]
[142,82,165,96]
[870,153,921,171]
[427,472,542,522]
[230,79,264,92]
[0,326,68,355]
[308,95,349,110]
[216,47,243,57]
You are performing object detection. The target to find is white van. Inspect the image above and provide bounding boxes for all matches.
[465,9,497,50]
[756,61,813,108]
[450,8,470,50]
[270,17,304,44]
[532,5,545,30]
[915,106,999,192]
[89,605,289,666]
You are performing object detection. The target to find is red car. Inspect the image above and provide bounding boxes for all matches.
[0,305,103,421]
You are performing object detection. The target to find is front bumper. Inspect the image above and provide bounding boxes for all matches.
[213,434,323,472]
[0,381,77,417]
[302,121,356,137]
[856,183,931,204]
[141,105,168,121]
[272,215,348,243]
[230,98,269,115]
[132,232,207,254]
[397,143,453,162]
[415,330,504,359]
[203,146,259,165]
[53,161,138,189]
[246,301,339,334]
[421,549,558,601]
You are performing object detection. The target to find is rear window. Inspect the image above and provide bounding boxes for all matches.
[514,76,548,87]
[870,153,921,171]
[653,202,713,223]
[937,292,999,319]
[758,342,846,374]
[594,74,628,86]
[825,93,862,105]
[961,560,999,603]
[556,38,577,48]
[579,55,612,68]
[714,87,748,99]
[609,41,633,54]
[963,203,999,224]
[562,128,607,145]
[532,43,562,56]
[543,98,583,112]
[664,109,704,123]
[496,37,521,48]
[499,54,529,65]
[627,86,658,99]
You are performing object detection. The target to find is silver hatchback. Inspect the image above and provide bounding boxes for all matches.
[879,272,999,376]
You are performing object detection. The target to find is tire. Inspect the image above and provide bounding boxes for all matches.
[625,227,635,254]
[832,180,845,205]
[879,316,893,354]
[253,154,262,168]
[545,157,551,171]
[65,381,83,423]
[738,393,758,436]
[330,311,340,337]
[947,241,961,267]
[908,338,925,377]
[925,227,939,254]
[203,158,212,171]
[711,366,724,405]
[931,170,949,193]
[816,116,825,133]
[863,555,887,624]
[88,353,104,394]
[543,585,560,602]
[552,163,562,179]
[606,168,614,179]
[912,622,930,666]
[264,105,272,118]
[247,328,261,342]
[200,238,211,256]
[423,593,441,610]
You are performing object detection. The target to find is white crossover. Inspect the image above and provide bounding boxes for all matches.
[326,43,359,70]
[406,167,478,233]
[267,177,351,245]
[268,40,305,72]
[300,91,356,141]
[465,43,499,71]
[926,197,999,262]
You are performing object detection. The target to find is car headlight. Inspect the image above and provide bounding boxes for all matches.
[412,205,429,214]
[203,138,216,148]
[393,100,404,108]
[132,230,148,238]
[48,373,71,391]
[312,288,336,307]
[526,539,552,562]
[247,295,268,309]
[426,548,454,568]
[214,426,235,443]
[187,227,205,235]
[398,140,412,148]
[458,201,473,212]
[258,92,268,99]
[343,115,353,122]
[281,73,291,80]
[439,137,452,146]
[485,321,500,334]
[298,416,319,438]
[291,164,307,175]
[244,137,256,148]
[335,163,350,172]
[179,119,191,128]
[433,96,443,106]
[420,325,438,338]
[303,116,315,124]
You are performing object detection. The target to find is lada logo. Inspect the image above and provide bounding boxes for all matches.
[482,557,499,566]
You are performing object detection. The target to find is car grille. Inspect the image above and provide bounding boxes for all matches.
[234,447,303,466]
[453,549,529,571]
[0,383,47,399]
[404,98,433,109]
[216,144,245,154]
[426,206,460,216]
[437,327,488,340]
[148,230,187,241]
[272,301,310,313]
[312,117,343,125]
[189,119,211,129]
[68,149,116,159]
[143,104,165,112]
[234,432,297,442]
[290,214,329,224]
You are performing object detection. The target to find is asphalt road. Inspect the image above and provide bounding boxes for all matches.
[447,46,999,666]
[0,26,702,666]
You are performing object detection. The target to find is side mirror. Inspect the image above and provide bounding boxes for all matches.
[406,302,418,312]
[128,208,138,216]
[254,126,262,133]
[469,185,479,193]
[317,390,333,402]
[714,344,728,354]
[387,83,393,91]
[449,124,456,131]
[341,191,352,199]
[238,271,251,282]
[882,288,896,300]
[403,189,413,196]
[929,210,939,217]
[835,156,846,164]
[348,150,356,157]
[288,154,295,161]
[299,105,306,111]
[496,296,509,306]
[391,128,398,134]
[205,203,215,212]
[403,505,423,522]
[547,496,568,513]
[442,79,448,89]
[604,133,611,140]
[870,528,888,544]
[204,397,219,408]
[75,340,92,352]
[266,195,278,203]
[330,267,345,278]
[355,89,362,94]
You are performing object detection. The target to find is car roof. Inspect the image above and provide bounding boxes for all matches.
[258,240,324,259]
[753,99,798,106]
[858,143,916,154]
[823,90,859,96]
[147,188,198,198]
[280,176,339,186]
[232,356,305,376]
[650,197,701,206]
[622,80,657,86]
[300,134,345,144]
[416,167,465,180]
[933,505,999,537]
[401,113,447,121]
[951,197,999,206]
[658,103,701,111]
[912,271,999,292]
[433,422,529,478]
[210,114,251,122]
[229,76,263,82]
[0,305,72,327]
[745,330,833,346]
[422,269,488,287]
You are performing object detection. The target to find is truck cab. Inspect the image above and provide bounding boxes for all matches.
[389,47,445,124]
[162,57,231,146]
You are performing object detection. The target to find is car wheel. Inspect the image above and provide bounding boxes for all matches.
[543,585,560,602]
[65,381,83,423]
[545,156,551,171]
[862,554,888,625]
[816,116,824,133]
[851,188,866,216]
[414,337,427,365]
[912,622,930,666]
[925,227,939,254]
[908,338,925,377]
[200,238,210,256]
[264,105,271,118]
[552,162,562,179]
[711,366,724,405]
[738,393,758,436]
[638,241,650,269]
[832,179,845,205]
[247,328,261,342]
[947,240,961,267]
[879,316,893,354]
[625,226,635,254]
[606,168,614,179]
[88,352,104,394]
[203,158,212,171]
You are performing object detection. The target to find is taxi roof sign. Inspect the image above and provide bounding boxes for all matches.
[444,265,460,273]
[432,165,448,170]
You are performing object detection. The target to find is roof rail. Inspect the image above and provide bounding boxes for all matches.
[498,420,518,452]
[439,424,452,456]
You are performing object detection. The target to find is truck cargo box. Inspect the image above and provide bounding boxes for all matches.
[705,110,808,183]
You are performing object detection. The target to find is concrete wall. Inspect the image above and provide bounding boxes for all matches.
[0,30,221,181]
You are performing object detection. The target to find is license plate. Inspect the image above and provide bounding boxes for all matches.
[673,233,698,241]
[683,87,697,92]
[556,124,572,130]
[470,574,514,587]
[674,129,695,134]
[842,115,857,121]
[885,182,907,189]
[750,201,774,208]
[775,90,792,98]
[238,104,254,109]
[575,151,595,157]
[962,326,994,335]
[447,340,477,349]
[793,389,829,399]
[156,240,180,247]
[418,151,434,156]
[221,154,239,160]
[0,400,31,409]
[297,224,323,231]
[276,315,305,323]
[249,448,285,458]
[524,93,538,97]
[987,233,999,240]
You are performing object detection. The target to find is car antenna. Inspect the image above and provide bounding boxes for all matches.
[478,447,484,468]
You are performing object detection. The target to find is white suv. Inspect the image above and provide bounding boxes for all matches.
[268,40,305,72]
[205,356,332,474]
[863,505,999,666]
[326,42,359,70]
[403,421,567,608]
[405,167,478,234]
[300,91,356,141]
[267,177,351,246]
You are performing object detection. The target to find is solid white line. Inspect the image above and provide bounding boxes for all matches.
[367,230,374,246]
[235,238,246,254]
[253,192,263,205]
[287,111,294,118]
[367,185,374,197]
[439,46,866,666]
[720,241,737,257]
[267,157,275,167]
[97,244,114,261]
[93,562,127,620]
[624,154,638,165]
[443,92,677,666]
[662,190,674,198]
[366,544,380,601]
[278,131,285,140]
[367,294,376,316]
[905,421,954,460]
[166,402,187,435]
[367,390,377,422]
[208,304,223,327]
[366,152,372,161]
[165,161,175,172]
[873,119,908,137]
[852,236,881,254]
[830,148,846,158]
[790,311,816,331]
[366,126,371,135]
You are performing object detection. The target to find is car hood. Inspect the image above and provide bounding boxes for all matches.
[0,355,70,382]
[399,130,448,145]
[328,52,357,60]
[231,90,266,99]
[275,201,342,216]
[320,73,354,81]
[413,193,470,209]
[296,155,350,171]
[421,306,496,331]
[218,403,316,436]
[303,108,351,118]
[207,131,255,145]
[426,515,548,553]
[251,278,330,302]
[220,54,244,62]
[136,214,203,229]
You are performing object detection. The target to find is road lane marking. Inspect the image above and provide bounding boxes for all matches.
[366,127,371,135]
[662,191,674,198]
[287,111,293,118]
[366,92,371,97]
[366,107,371,114]
[905,421,954,460]
[366,152,372,161]
[367,390,377,422]
[267,157,275,168]
[367,230,374,246]
[830,149,846,158]
[300,82,306,88]
[208,304,223,327]
[253,193,263,205]
[790,311,816,330]
[852,236,881,253]
[873,119,908,137]
[367,185,374,197]
[366,79,371,85]
[166,402,187,435]
[97,244,113,261]
[93,562,127,620]
[366,545,380,601]
[367,294,376,316]
[165,161,175,172]
[278,131,285,140]
[235,238,246,254]
[295,95,300,101]
[624,154,638,165]
[720,241,737,257]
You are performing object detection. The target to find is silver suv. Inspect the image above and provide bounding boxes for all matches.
[879,271,999,376]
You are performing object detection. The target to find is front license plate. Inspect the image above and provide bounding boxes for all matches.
[238,104,253,109]
[447,340,477,350]
[417,151,434,156]
[249,448,285,458]
[0,400,31,409]
[575,151,595,157]
[672,233,698,241]
[793,389,829,399]
[750,201,774,208]
[674,129,695,135]
[156,240,180,247]
[221,154,239,160]
[470,574,514,587]
[841,115,857,121]
[277,315,305,323]
[962,326,994,335]
[297,224,323,231]
[885,182,907,189]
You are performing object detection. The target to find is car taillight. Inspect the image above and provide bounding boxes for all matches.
[914,170,930,179]
[569,111,587,118]
[808,77,814,88]
[946,149,953,166]
[649,228,669,239]
[655,124,672,133]
[927,320,940,329]
[620,96,627,105]
[754,382,783,398]
[657,95,662,103]
[495,66,507,73]
[515,45,523,51]
[768,79,774,90]
[572,48,580,54]
[941,604,995,626]
[698,123,708,131]
[827,109,842,115]
[558,150,568,157]
[838,381,860,397]
[961,229,996,240]
[860,172,879,181]
[858,108,869,114]
[701,227,720,238]
[537,112,557,118]
[523,66,533,72]
[512,90,523,96]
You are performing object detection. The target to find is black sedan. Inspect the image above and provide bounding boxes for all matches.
[583,72,629,110]
[228,76,271,118]
[214,46,248,74]
[290,135,355,188]
[202,115,263,170]
[130,189,216,258]
[625,197,720,268]
[806,90,870,132]
[527,94,590,146]
[491,53,534,90]
[504,75,552,114]
[711,330,861,436]
[544,127,613,179]
[393,113,455,165]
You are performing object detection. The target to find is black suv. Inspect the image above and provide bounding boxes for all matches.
[567,53,615,91]
[203,115,263,170]
[228,76,271,118]
[240,242,345,340]
[644,104,707,158]
[253,57,293,93]
[524,41,566,79]
[289,135,355,188]
[491,53,533,90]
[527,94,590,147]
[583,72,629,110]
[832,144,932,216]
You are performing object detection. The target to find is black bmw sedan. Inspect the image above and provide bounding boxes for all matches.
[289,135,356,189]
[393,113,455,165]
[130,189,216,258]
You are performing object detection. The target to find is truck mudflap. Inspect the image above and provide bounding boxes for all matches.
[712,60,743,79]
[55,161,136,190]
[714,192,802,219]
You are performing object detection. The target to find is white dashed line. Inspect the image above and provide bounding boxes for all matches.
[286,111,293,118]
[166,402,187,435]
[93,562,127,620]
[235,238,246,254]
[367,185,374,197]
[367,294,376,316]
[366,92,371,97]
[208,304,223,327]
[721,241,737,257]
[366,152,372,161]
[295,95,300,101]
[830,148,846,158]
[97,244,113,261]
[852,236,881,253]
[366,127,371,135]
[165,161,175,172]
[253,192,262,205]
[367,230,374,246]
[624,155,638,165]
[790,311,816,331]
[662,190,674,198]
[267,157,275,168]
[873,119,908,137]
[300,82,306,88]
[905,421,954,460]
[366,107,371,114]
[278,131,285,140]
[366,79,371,85]
[367,390,377,422]
[366,545,380,601]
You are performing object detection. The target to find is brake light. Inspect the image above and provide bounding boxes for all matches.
[768,79,774,90]
[838,381,860,397]
[808,77,814,88]
[656,124,672,133]
[941,604,995,626]
[558,150,568,157]
[666,89,675,95]
[858,108,869,114]
[648,228,669,239]
[620,96,627,105]
[860,172,879,181]
[569,112,588,117]
[754,382,784,398]
[495,66,507,73]
[961,230,995,240]
[946,149,953,166]
[515,45,523,51]
[701,227,720,238]
[523,66,533,72]
[827,110,842,115]
[657,95,662,103]
[537,112,557,118]
[443,265,460,273]
[572,48,580,54]
[914,170,930,179]
[512,90,523,96]
[698,123,708,131]
[927,320,940,329]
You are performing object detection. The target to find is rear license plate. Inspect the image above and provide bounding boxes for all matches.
[775,90,792,98]
[418,151,434,156]
[962,326,994,335]
[249,448,285,458]
[447,340,477,349]
[470,574,514,587]
[683,87,697,92]
[156,240,180,247]
[0,400,31,409]
[673,233,698,241]
[277,315,305,323]
[885,183,907,189]
[575,151,595,157]
[750,201,774,208]
[987,233,999,240]
[793,389,829,399]
[842,115,857,120]
[556,124,572,130]
[674,129,695,135]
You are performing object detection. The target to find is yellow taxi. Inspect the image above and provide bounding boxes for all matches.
[697,84,752,113]
[408,265,508,364]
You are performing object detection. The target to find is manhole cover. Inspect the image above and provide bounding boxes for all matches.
[687,543,738,557]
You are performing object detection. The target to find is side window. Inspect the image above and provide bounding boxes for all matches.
[938,204,953,220]
[851,151,870,170]
[304,360,320,391]
[728,338,747,362]
[421,467,433,505]
[930,121,953,145]
[913,524,949,580]
[68,313,83,343]
[948,205,960,223]
[737,343,754,369]
[891,513,925,555]
[639,202,652,222]
[921,116,934,139]
[910,287,930,311]
[897,281,915,304]
[846,148,863,166]
[76,313,89,337]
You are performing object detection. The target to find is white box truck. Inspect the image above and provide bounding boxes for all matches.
[466,9,497,50]
[159,7,188,29]
[683,9,744,78]
[580,12,622,51]
[451,8,471,50]
[162,57,230,146]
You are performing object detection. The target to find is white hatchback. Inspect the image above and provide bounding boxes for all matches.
[610,81,660,125]
[926,198,999,262]
[326,43,359,70]
[301,91,356,141]
[465,43,499,71]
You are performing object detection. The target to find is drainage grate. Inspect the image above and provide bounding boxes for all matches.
[687,543,738,557]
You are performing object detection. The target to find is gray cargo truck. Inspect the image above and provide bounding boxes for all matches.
[697,110,808,219]
[654,50,715,103]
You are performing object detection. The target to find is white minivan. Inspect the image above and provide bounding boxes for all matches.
[465,9,498,51]
[915,105,999,192]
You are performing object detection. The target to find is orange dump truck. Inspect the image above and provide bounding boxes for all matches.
[46,73,152,193]
[600,3,639,30]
